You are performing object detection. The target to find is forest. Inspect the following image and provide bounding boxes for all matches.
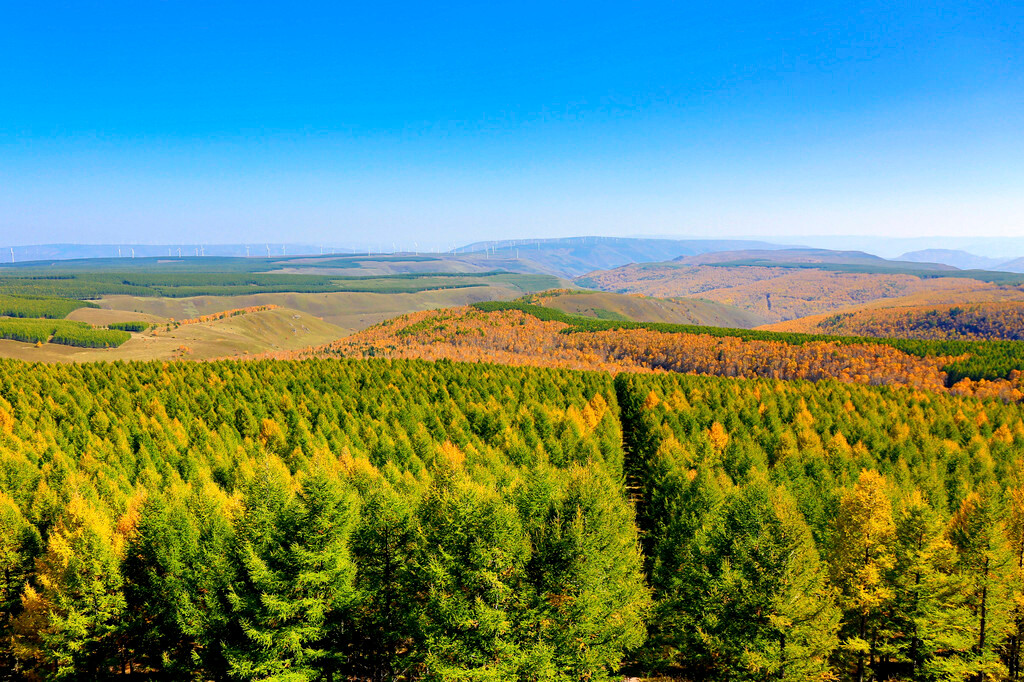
[2,356,1024,680]
[816,303,1024,342]
[0,272,518,300]
[471,301,1024,385]
[288,305,1024,402]
[0,296,96,320]
[0,320,131,348]
[573,259,1024,325]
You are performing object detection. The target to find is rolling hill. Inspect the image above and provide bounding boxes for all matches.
[898,248,1011,271]
[577,248,1024,323]
[266,301,1024,400]
[0,306,348,362]
[765,301,1024,341]
[459,236,791,277]
[675,248,912,267]
[0,257,569,361]
[523,289,769,327]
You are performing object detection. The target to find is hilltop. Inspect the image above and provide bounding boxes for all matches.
[459,236,790,277]
[0,255,567,362]
[898,248,1013,271]
[577,248,1024,323]
[521,289,768,327]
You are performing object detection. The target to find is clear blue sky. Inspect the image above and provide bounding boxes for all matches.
[2,1,1022,247]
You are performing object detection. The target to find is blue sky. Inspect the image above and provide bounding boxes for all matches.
[2,1,1022,247]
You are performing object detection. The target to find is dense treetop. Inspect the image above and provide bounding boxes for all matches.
[2,355,1024,679]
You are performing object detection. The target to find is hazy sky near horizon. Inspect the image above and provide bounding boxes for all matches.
[2,1,1022,247]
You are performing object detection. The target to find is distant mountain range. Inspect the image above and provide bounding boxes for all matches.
[677,248,954,270]
[5,238,1024,279]
[897,249,1012,271]
[460,236,792,277]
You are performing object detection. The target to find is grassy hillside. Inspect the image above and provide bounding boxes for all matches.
[524,289,768,327]
[94,277,553,330]
[0,256,565,362]
[577,260,1019,322]
[791,301,1024,341]
[0,307,346,362]
[676,247,914,267]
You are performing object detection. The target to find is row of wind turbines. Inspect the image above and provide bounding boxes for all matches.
[4,238,555,264]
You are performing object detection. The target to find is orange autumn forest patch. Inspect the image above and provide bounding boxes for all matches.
[254,306,1024,400]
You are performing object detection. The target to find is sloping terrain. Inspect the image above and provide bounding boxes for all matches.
[0,256,569,362]
[268,305,972,395]
[460,236,790,277]
[899,249,1011,271]
[0,306,346,362]
[524,289,768,327]
[577,262,1000,323]
[676,248,907,267]
[673,247,991,273]
[771,301,1024,341]
[93,277,556,334]
[998,256,1024,273]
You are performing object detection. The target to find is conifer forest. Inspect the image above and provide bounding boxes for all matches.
[2,354,1024,680]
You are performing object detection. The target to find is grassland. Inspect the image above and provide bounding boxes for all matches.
[0,256,567,363]
[93,279,553,330]
[577,262,1023,322]
[0,307,346,362]
[522,289,768,327]
[0,271,564,362]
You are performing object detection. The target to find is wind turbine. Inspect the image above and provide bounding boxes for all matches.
[131,248,135,259]
[9,248,13,263]
[266,244,271,257]
[177,247,181,258]
[118,248,122,258]
[246,245,250,258]
[281,245,286,256]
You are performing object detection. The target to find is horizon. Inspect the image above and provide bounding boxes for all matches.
[3,1,1022,246]
[7,234,1024,264]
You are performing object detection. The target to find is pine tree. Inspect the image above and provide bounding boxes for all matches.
[122,482,238,679]
[13,495,126,679]
[225,459,300,680]
[646,467,726,674]
[1005,486,1024,680]
[226,460,358,682]
[414,464,529,680]
[288,468,359,681]
[889,490,971,681]
[686,475,839,681]
[0,493,40,671]
[515,463,650,681]
[831,469,897,682]
[344,479,422,680]
[762,485,841,681]
[948,489,1015,681]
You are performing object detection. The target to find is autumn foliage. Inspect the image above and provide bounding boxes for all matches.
[267,306,1017,396]
[577,263,998,321]
[816,301,1024,341]
[172,304,279,326]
